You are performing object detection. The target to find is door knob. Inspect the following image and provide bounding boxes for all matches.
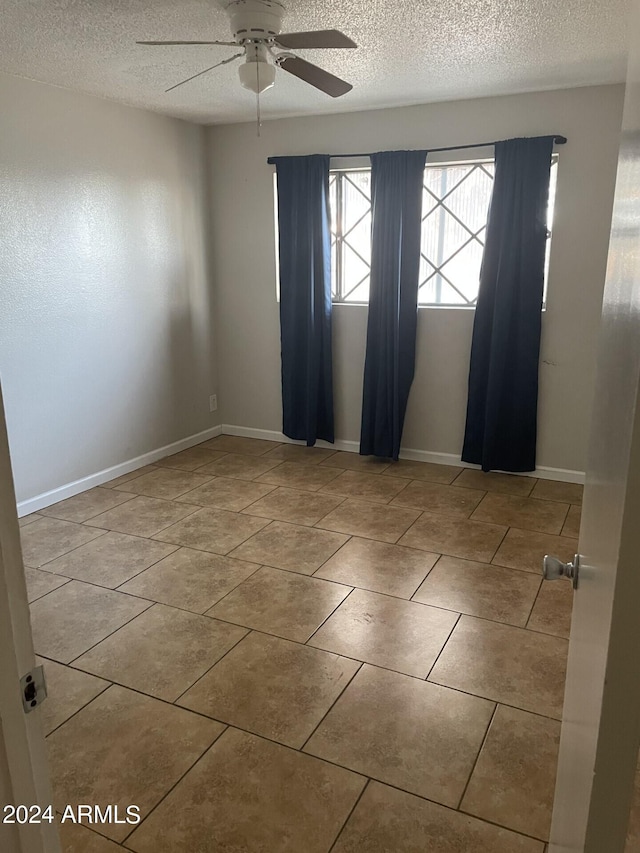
[543,554,580,589]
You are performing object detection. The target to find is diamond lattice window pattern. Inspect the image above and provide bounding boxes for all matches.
[329,159,557,306]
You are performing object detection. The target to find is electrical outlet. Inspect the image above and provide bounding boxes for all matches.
[209,395,218,413]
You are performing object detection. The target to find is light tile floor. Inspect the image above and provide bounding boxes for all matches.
[22,437,590,852]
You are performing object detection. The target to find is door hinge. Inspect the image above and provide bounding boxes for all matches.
[21,665,47,713]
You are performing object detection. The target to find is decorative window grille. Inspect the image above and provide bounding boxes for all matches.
[329,158,557,306]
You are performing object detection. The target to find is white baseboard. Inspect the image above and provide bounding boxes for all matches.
[19,419,584,517]
[221,423,586,484]
[17,424,223,517]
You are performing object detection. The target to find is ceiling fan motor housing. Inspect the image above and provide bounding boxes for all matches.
[226,0,285,42]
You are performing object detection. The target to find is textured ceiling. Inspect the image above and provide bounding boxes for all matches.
[0,0,628,124]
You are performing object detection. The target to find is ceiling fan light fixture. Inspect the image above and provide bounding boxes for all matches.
[238,59,276,93]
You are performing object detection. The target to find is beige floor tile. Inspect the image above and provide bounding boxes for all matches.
[332,781,544,853]
[256,461,343,491]
[176,476,276,511]
[126,727,365,853]
[119,548,259,613]
[21,517,106,568]
[74,604,247,701]
[527,582,573,638]
[39,487,136,523]
[113,467,213,500]
[309,588,458,677]
[399,512,507,562]
[30,581,151,663]
[103,464,157,488]
[42,532,177,588]
[626,772,640,852]
[19,512,41,527]
[461,705,561,841]
[561,504,582,539]
[316,498,420,543]
[152,507,269,554]
[58,822,124,852]
[413,556,541,626]
[155,446,227,471]
[229,521,348,575]
[201,435,281,456]
[314,536,438,598]
[36,656,109,736]
[262,443,336,464]
[206,566,351,642]
[382,459,461,484]
[531,479,583,505]
[320,470,409,503]
[240,486,345,526]
[305,665,494,806]
[429,616,568,719]
[471,493,569,535]
[392,481,485,517]
[86,496,196,538]
[492,527,578,573]
[196,453,281,482]
[24,567,70,602]
[320,451,391,473]
[452,469,536,497]
[47,685,223,842]
[179,632,360,748]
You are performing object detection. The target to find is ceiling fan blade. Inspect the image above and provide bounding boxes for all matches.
[165,52,243,92]
[277,56,352,97]
[275,29,357,49]
[137,40,238,46]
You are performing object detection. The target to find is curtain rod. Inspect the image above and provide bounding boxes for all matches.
[267,135,567,163]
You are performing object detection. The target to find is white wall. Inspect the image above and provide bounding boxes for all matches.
[0,73,218,504]
[207,85,624,475]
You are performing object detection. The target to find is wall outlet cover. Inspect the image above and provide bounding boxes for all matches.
[209,395,218,412]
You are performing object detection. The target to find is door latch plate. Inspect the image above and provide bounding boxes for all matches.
[21,665,47,713]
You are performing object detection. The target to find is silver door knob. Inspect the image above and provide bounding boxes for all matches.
[543,554,580,589]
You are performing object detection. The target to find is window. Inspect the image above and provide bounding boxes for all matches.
[329,158,558,306]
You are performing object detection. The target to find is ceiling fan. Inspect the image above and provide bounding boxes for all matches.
[137,0,357,97]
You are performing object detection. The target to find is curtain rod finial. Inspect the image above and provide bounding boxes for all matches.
[554,135,567,145]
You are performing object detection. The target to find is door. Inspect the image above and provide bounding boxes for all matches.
[0,380,59,852]
[549,4,640,850]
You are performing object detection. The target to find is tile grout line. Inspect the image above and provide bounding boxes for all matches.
[38,490,140,524]
[455,804,551,845]
[299,661,364,753]
[424,613,463,681]
[524,575,546,629]
[83,501,202,537]
[27,576,73,604]
[40,677,113,739]
[455,702,499,810]
[40,541,183,595]
[171,627,254,704]
[304,586,357,647]
[22,526,111,571]
[326,778,371,853]
[65,600,158,667]
[118,723,230,847]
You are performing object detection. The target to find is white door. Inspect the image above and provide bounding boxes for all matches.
[549,4,640,850]
[0,380,60,853]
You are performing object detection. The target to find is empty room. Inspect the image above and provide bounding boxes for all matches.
[2,1,640,851]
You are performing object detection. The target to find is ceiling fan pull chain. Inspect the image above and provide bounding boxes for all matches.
[256,65,262,137]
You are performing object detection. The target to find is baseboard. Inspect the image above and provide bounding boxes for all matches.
[17,424,223,517]
[19,419,584,516]
[221,423,586,484]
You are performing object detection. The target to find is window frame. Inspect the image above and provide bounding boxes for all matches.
[328,152,558,310]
